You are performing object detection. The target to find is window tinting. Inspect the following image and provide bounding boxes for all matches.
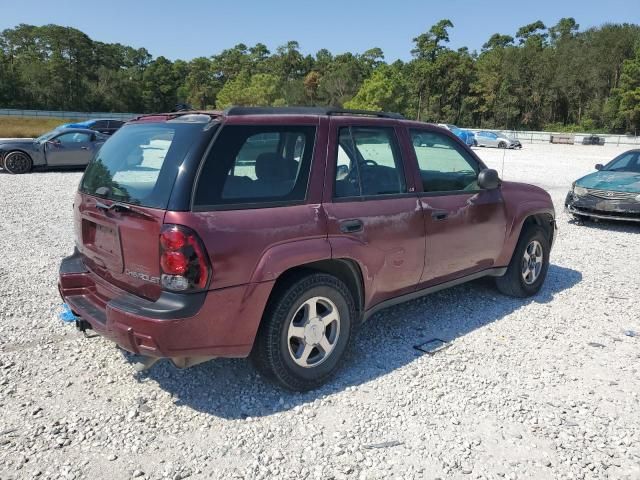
[81,122,206,208]
[606,151,640,172]
[193,125,316,207]
[334,127,406,198]
[57,132,92,144]
[410,130,479,193]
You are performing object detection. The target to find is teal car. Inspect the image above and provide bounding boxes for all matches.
[565,149,640,222]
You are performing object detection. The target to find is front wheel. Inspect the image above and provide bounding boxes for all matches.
[3,151,32,174]
[251,273,355,391]
[495,225,550,298]
[498,141,507,149]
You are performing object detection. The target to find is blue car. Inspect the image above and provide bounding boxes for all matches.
[565,149,640,223]
[438,124,475,147]
[58,119,125,136]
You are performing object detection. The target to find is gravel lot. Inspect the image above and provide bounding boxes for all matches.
[1,143,639,480]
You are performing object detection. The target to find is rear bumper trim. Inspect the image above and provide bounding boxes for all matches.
[58,249,273,359]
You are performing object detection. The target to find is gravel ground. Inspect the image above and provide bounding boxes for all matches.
[1,143,639,480]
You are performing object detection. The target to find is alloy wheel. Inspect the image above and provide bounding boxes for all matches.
[4,152,31,174]
[521,240,543,285]
[287,296,341,368]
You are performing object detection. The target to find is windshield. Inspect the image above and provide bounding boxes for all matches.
[35,131,59,143]
[604,151,640,173]
[79,122,209,208]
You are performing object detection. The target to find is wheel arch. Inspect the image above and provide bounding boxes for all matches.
[265,258,365,323]
[497,208,556,266]
[2,148,33,165]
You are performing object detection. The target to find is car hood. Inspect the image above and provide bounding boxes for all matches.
[575,170,640,193]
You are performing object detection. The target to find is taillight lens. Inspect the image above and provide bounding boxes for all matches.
[159,225,211,291]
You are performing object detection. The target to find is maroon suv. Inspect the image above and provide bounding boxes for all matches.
[58,107,556,391]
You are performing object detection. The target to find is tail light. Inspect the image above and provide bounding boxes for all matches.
[159,225,211,291]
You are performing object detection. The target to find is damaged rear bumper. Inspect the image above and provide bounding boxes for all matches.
[58,249,273,360]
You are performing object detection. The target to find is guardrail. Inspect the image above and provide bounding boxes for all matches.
[0,108,138,121]
[477,129,640,146]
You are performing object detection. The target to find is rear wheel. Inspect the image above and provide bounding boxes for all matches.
[3,151,32,174]
[496,225,550,298]
[251,273,354,391]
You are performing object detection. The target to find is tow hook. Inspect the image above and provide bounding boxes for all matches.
[60,303,97,338]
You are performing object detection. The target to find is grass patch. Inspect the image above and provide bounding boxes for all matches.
[0,116,82,138]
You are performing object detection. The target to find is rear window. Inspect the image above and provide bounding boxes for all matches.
[193,125,316,209]
[80,122,208,209]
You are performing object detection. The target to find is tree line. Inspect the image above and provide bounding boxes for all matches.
[1,19,639,133]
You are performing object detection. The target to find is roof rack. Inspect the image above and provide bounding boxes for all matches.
[129,110,222,122]
[223,106,404,119]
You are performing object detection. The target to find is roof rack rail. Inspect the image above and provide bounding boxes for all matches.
[130,110,222,122]
[223,106,404,119]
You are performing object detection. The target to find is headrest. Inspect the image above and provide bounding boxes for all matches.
[255,152,298,181]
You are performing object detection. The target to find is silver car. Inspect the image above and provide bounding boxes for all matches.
[475,131,522,149]
[0,128,107,174]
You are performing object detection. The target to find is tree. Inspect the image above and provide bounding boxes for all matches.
[215,72,282,108]
[141,56,180,112]
[183,57,218,109]
[345,65,407,112]
[615,47,640,132]
[411,19,454,61]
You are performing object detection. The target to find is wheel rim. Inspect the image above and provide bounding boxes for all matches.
[5,152,30,173]
[287,296,340,368]
[521,240,543,285]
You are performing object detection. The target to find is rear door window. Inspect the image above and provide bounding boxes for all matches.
[334,126,406,198]
[56,132,92,144]
[193,125,316,209]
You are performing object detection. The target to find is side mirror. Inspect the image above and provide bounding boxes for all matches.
[595,164,603,170]
[478,168,501,190]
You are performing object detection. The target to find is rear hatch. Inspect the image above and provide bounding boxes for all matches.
[76,117,214,300]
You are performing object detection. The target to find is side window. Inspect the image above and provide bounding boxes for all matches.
[193,125,316,207]
[56,132,92,144]
[334,126,406,198]
[410,129,480,193]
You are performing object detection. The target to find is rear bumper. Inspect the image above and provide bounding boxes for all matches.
[58,249,273,358]
[565,191,640,222]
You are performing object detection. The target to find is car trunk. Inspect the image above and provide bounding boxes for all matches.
[72,118,215,301]
[75,192,165,301]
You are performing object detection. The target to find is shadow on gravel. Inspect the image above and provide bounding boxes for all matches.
[133,264,582,419]
[568,216,640,232]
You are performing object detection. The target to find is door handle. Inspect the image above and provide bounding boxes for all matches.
[339,219,364,233]
[80,146,89,150]
[431,210,449,221]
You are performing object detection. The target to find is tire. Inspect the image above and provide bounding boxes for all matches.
[498,141,507,149]
[3,151,32,174]
[495,225,550,298]
[251,273,355,391]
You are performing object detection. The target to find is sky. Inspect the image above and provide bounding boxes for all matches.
[0,0,638,61]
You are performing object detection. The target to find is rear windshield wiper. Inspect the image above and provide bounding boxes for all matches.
[95,201,155,220]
